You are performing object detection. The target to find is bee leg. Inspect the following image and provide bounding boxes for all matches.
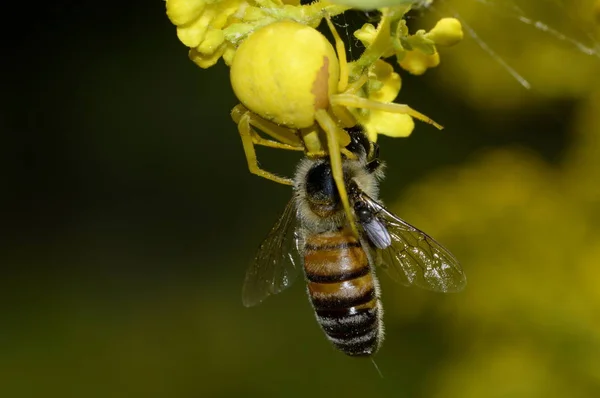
[314,109,360,237]
[330,95,444,130]
[236,111,296,186]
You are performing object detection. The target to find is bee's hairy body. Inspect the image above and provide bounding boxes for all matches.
[242,127,466,358]
[293,132,385,356]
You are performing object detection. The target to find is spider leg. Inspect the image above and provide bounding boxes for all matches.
[234,107,305,185]
[330,95,444,130]
[325,17,348,93]
[232,104,305,146]
[249,130,305,151]
[314,109,360,238]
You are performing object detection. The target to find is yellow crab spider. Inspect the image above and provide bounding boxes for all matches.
[230,18,441,236]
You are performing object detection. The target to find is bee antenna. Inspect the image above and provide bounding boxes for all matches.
[370,357,384,379]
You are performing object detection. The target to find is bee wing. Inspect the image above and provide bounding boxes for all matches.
[242,199,302,307]
[361,194,467,293]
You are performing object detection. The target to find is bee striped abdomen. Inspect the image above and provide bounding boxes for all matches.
[304,232,382,357]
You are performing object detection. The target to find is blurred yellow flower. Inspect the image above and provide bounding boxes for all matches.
[432,0,600,108]
[386,81,600,398]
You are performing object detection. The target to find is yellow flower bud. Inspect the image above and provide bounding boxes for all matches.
[189,45,226,68]
[354,23,395,58]
[176,12,210,48]
[425,18,463,47]
[167,0,245,67]
[166,0,205,26]
[197,29,225,54]
[354,23,377,46]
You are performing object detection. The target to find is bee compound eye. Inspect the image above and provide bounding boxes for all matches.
[305,162,339,204]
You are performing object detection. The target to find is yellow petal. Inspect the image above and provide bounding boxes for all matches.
[425,18,463,47]
[354,23,377,46]
[364,111,415,139]
[399,51,440,75]
[353,113,379,142]
[363,123,379,143]
[189,45,226,68]
[211,0,245,29]
[368,60,401,102]
[176,13,209,48]
[166,0,206,26]
[197,29,225,54]
[353,23,395,58]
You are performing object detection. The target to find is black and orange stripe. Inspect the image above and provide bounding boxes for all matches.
[304,231,382,357]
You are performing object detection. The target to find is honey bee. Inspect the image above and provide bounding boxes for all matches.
[242,127,466,357]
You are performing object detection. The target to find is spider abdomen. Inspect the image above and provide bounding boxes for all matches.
[230,21,340,128]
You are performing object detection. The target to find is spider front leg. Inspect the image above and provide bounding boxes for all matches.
[324,17,362,130]
[330,95,444,130]
[325,17,348,93]
[233,105,304,186]
[314,109,360,238]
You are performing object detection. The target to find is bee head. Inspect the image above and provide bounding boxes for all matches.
[304,161,341,218]
[294,127,384,227]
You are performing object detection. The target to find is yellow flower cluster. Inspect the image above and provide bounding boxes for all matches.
[165,0,348,68]
[166,0,244,68]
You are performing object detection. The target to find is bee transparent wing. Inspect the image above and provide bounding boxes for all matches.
[361,194,466,293]
[242,199,302,307]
